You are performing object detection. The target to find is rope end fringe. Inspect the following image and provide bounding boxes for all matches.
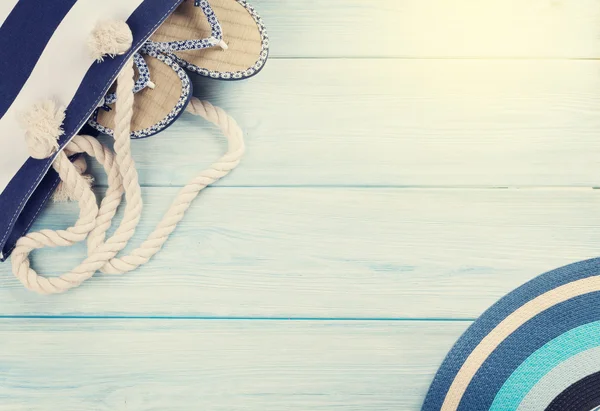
[88,20,133,62]
[20,99,65,159]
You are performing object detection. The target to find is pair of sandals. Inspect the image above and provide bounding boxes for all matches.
[88,0,268,139]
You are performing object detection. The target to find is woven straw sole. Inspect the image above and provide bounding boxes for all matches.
[151,0,262,74]
[96,55,184,134]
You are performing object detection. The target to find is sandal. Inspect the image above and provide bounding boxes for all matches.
[88,0,269,138]
[88,45,192,139]
[150,0,269,80]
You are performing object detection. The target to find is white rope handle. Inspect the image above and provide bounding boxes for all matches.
[92,98,245,275]
[11,58,245,294]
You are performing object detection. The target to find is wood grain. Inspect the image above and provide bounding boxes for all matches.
[253,0,600,58]
[90,59,600,187]
[0,319,467,411]
[7,2,600,408]
[1,187,598,319]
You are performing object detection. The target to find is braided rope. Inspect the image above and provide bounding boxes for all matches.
[92,97,245,274]
[10,58,138,294]
[10,148,100,293]
[11,61,245,294]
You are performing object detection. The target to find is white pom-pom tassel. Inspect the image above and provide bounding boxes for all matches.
[20,99,65,159]
[88,20,133,62]
[52,156,94,203]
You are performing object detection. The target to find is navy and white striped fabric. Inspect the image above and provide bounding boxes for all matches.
[0,0,182,260]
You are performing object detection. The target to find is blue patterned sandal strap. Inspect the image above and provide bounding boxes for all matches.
[102,52,154,107]
[147,0,226,54]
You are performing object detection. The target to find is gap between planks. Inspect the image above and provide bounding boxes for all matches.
[0,319,466,411]
[0,315,475,322]
[90,59,600,187]
[1,187,599,319]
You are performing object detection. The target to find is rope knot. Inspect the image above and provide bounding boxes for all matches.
[20,99,65,159]
[88,20,133,62]
[52,156,94,203]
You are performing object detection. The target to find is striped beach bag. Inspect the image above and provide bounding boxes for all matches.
[0,0,268,294]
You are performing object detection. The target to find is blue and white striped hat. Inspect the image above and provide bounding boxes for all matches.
[422,257,600,410]
[0,0,182,261]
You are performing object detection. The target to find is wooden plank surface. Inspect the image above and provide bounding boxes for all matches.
[7,1,600,409]
[254,0,600,58]
[0,319,467,411]
[90,59,600,187]
[1,188,598,319]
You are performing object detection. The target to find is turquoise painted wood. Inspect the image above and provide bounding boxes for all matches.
[91,59,600,188]
[1,188,600,319]
[1,0,600,409]
[0,320,468,411]
[247,0,600,58]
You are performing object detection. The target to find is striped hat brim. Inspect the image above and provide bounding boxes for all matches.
[422,257,600,411]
